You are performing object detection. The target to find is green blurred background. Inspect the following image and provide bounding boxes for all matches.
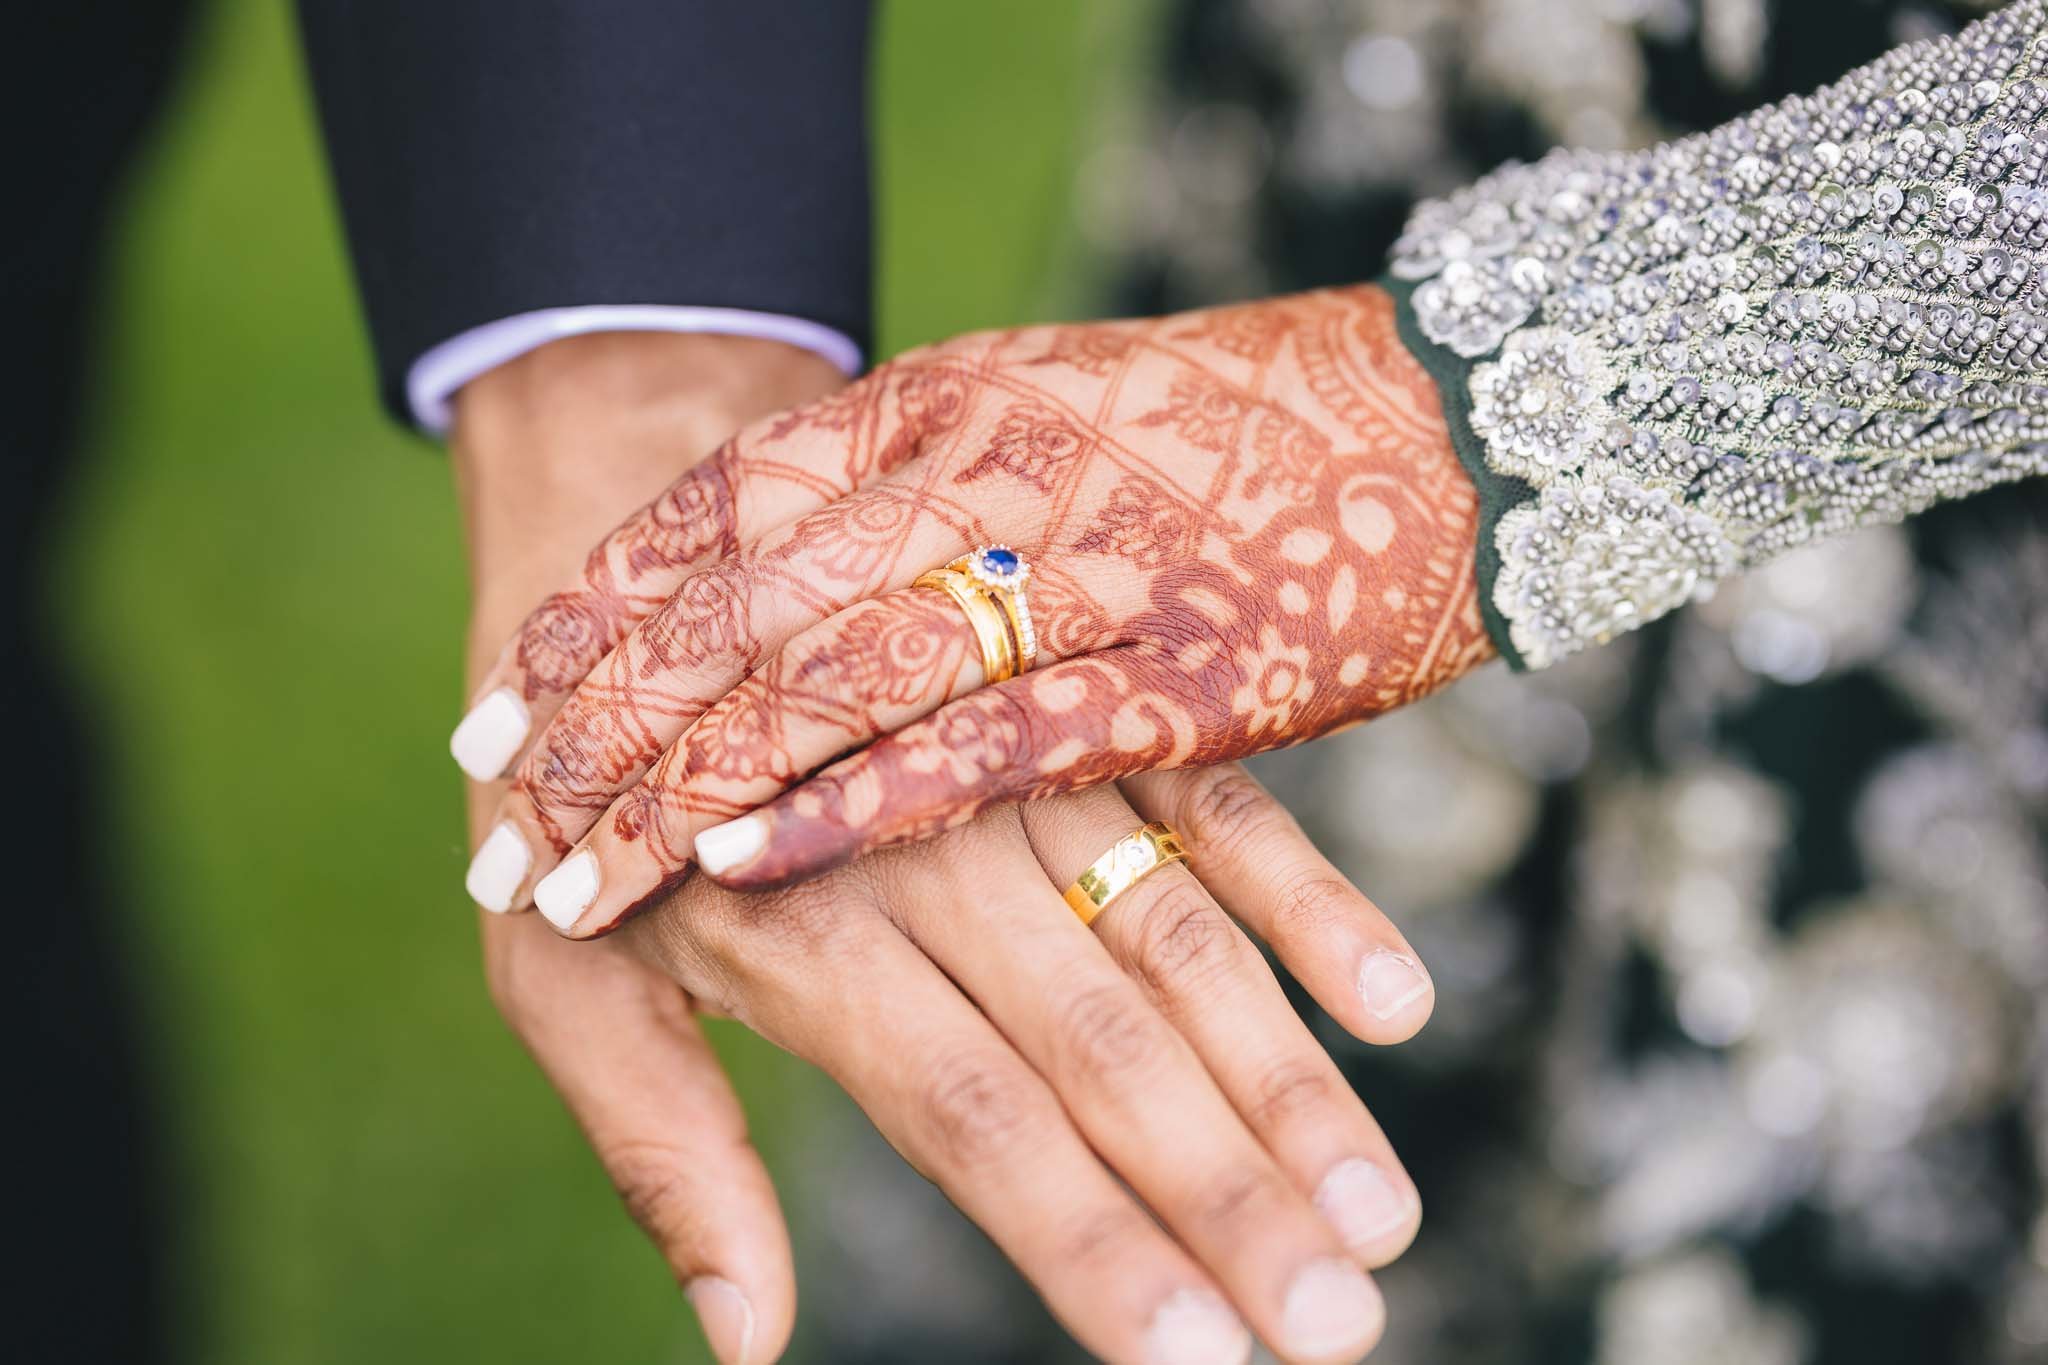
[55,4,1148,1360]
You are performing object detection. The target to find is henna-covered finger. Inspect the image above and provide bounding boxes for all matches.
[455,437,766,786]
[451,348,988,789]
[535,545,1169,936]
[1120,764,1434,1046]
[533,591,993,937]
[477,285,1499,913]
[692,647,1217,889]
[1017,784,1422,1268]
[469,480,992,914]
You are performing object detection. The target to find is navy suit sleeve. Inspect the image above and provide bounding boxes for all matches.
[295,2,873,424]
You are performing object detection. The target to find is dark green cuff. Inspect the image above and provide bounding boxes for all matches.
[1381,274,1534,670]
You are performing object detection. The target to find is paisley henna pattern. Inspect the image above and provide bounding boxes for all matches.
[491,285,1492,912]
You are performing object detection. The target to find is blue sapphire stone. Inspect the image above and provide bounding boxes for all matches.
[979,546,1021,578]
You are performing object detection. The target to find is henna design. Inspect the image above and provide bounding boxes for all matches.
[1024,325,1134,376]
[1168,303,1296,364]
[700,286,1493,887]
[1072,476,1195,569]
[493,284,1494,909]
[953,402,1088,492]
[1132,372,1251,454]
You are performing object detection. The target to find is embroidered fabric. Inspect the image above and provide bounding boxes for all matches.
[1391,0,2048,667]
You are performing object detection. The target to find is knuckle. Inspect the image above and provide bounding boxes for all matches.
[642,559,760,676]
[595,1137,700,1245]
[519,718,621,824]
[1193,1163,1290,1237]
[743,873,853,957]
[920,1048,1047,1171]
[1270,872,1363,942]
[1178,766,1287,862]
[1055,1204,1157,1276]
[1126,883,1241,998]
[513,589,624,696]
[1247,1059,1340,1132]
[1052,981,1172,1086]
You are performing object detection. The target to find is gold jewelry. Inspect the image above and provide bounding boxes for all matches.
[914,567,1018,685]
[1063,822,1189,927]
[950,545,1036,672]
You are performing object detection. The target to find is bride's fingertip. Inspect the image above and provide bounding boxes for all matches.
[465,821,532,913]
[694,814,768,877]
[450,686,529,781]
[535,848,600,933]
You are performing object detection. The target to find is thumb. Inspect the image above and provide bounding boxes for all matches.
[485,912,795,1364]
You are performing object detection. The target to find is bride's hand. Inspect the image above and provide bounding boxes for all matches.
[456,285,1491,934]
[451,329,1429,1363]
[618,758,1431,1365]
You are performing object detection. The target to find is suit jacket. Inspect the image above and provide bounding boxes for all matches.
[296,1,873,423]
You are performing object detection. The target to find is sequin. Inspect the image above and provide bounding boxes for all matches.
[1393,0,2048,666]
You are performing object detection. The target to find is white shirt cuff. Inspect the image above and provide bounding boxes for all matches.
[406,305,866,435]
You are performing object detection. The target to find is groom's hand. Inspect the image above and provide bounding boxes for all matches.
[453,331,845,1365]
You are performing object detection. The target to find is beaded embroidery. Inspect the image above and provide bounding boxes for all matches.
[1391,0,2048,667]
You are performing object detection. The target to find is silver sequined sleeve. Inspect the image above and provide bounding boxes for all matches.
[1389,0,2048,669]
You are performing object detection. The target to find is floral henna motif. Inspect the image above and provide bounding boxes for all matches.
[1024,325,1135,376]
[696,285,1494,887]
[495,283,1494,907]
[1133,372,1251,454]
[1072,476,1196,569]
[953,402,1088,492]
[508,457,740,701]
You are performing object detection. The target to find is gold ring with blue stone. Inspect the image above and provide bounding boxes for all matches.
[949,545,1037,673]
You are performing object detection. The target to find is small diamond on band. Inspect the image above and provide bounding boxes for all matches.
[965,544,1036,669]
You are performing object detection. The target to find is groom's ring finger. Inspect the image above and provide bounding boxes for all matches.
[1022,787,1423,1269]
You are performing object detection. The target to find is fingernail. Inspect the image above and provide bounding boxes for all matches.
[1314,1158,1416,1251]
[694,814,767,876]
[1143,1288,1252,1365]
[1357,950,1432,1022]
[534,848,599,932]
[450,687,529,781]
[686,1277,757,1365]
[464,821,532,913]
[1280,1258,1384,1361]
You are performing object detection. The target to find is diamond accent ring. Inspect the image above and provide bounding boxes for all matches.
[951,545,1037,671]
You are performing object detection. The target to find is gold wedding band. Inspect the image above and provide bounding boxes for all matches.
[1063,822,1189,927]
[915,545,1038,686]
[949,545,1037,673]
[915,567,1018,685]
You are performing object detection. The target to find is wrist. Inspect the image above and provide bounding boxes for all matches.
[451,331,845,629]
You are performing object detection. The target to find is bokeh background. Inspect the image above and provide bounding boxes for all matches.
[30,1,2048,1363]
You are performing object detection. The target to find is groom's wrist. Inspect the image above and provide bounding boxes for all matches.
[451,330,845,625]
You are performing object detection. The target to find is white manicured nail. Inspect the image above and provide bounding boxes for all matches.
[1314,1158,1415,1251]
[450,687,529,781]
[694,814,767,876]
[534,849,599,932]
[1143,1288,1251,1365]
[464,822,532,913]
[686,1277,757,1365]
[1280,1257,1384,1360]
[1357,950,1432,1022]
